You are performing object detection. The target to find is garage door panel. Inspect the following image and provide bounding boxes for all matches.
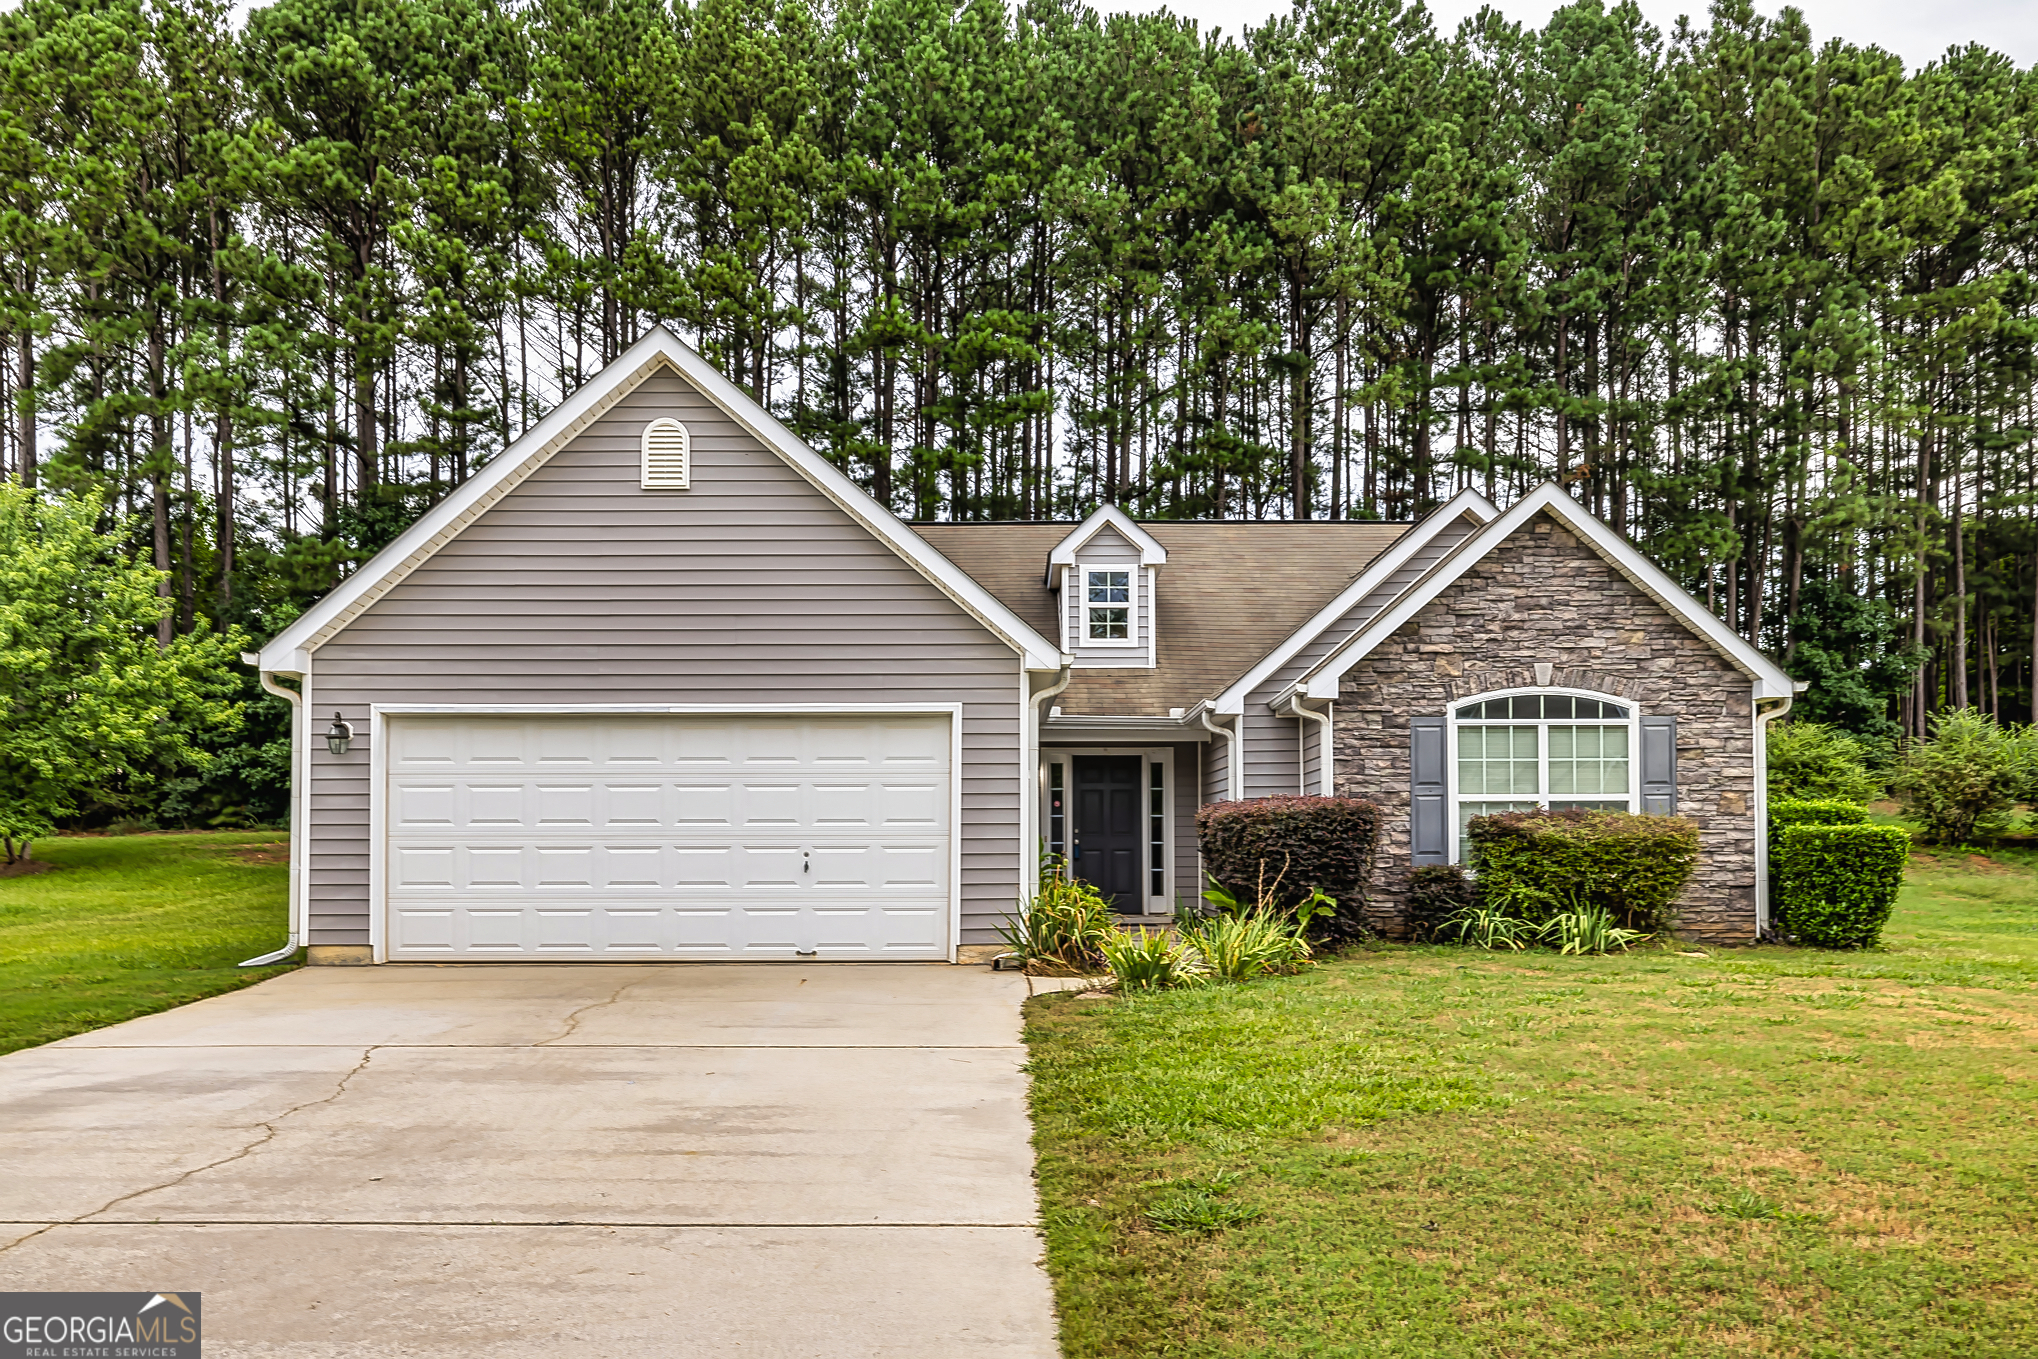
[384,714,953,960]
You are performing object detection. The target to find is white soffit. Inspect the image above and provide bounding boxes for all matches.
[1297,483,1796,701]
[258,327,1065,673]
[1044,504,1168,583]
[1211,488,1498,714]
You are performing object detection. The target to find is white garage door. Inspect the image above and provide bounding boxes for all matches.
[382,713,952,960]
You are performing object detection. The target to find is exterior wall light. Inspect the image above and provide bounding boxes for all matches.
[324,713,354,756]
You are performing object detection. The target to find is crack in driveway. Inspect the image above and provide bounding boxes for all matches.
[534,973,656,1046]
[0,1045,381,1257]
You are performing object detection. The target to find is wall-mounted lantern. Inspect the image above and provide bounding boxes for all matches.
[324,713,354,756]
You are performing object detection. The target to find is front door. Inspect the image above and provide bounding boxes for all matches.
[1071,755,1143,911]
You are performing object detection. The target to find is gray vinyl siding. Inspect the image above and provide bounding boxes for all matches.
[1238,709,1306,798]
[1174,744,1201,911]
[1238,513,1482,797]
[1201,725,1232,802]
[1064,527,1150,667]
[304,365,1024,948]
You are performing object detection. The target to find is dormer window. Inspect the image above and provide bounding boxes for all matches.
[1045,505,1167,669]
[1087,571,1131,639]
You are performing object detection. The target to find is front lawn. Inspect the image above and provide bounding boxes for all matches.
[0,832,296,1055]
[1026,848,2038,1356]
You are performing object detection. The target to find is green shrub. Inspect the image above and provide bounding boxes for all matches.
[1775,823,1909,947]
[1467,808,1699,933]
[1099,927,1206,991]
[1179,907,1312,981]
[1406,864,1476,941]
[1766,721,1882,804]
[1196,796,1379,942]
[1890,708,2024,844]
[1768,798,1870,866]
[996,864,1115,973]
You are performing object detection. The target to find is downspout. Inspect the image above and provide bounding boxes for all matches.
[1285,694,1333,796]
[1028,662,1074,890]
[1200,706,1239,801]
[1751,687,1799,935]
[239,659,307,967]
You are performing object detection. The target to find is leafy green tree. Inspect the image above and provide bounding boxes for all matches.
[1766,721,1882,804]
[1890,708,2024,844]
[0,481,244,859]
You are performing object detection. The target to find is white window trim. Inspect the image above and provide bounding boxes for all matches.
[1145,565,1158,668]
[1038,747,1174,914]
[1444,687,1640,864]
[1077,566,1142,647]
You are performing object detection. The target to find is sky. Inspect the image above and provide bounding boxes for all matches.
[1116,0,2038,69]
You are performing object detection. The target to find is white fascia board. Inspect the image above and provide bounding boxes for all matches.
[1211,488,1498,715]
[260,326,1063,673]
[1299,483,1796,700]
[1045,503,1168,581]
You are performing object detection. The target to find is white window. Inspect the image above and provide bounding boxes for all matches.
[1086,569,1132,641]
[1449,692,1635,857]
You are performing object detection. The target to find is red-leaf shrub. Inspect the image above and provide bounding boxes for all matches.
[1196,796,1379,942]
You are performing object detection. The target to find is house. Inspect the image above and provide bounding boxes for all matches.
[249,328,1800,966]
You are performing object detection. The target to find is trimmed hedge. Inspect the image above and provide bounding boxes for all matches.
[1768,798,1869,866]
[1196,796,1379,942]
[1406,864,1476,941]
[1775,823,1909,948]
[1467,808,1699,932]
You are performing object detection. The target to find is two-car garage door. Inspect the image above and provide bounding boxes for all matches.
[382,713,952,960]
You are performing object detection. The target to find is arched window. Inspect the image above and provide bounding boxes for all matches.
[1449,689,1636,858]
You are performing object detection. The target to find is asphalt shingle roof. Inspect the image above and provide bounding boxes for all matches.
[913,520,1411,716]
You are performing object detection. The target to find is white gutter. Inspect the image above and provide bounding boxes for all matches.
[239,653,307,967]
[1284,694,1333,796]
[1750,684,1804,935]
[1200,707,1239,801]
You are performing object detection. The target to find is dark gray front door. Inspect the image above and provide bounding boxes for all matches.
[1071,755,1143,911]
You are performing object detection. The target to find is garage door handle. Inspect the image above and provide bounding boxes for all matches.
[796,950,817,957]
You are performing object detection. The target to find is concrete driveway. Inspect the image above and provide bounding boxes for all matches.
[0,964,1062,1357]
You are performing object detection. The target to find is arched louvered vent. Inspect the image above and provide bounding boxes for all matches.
[640,418,691,489]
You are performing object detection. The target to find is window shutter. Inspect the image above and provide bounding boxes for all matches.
[1410,715,1448,865]
[640,419,690,489]
[1640,715,1677,814]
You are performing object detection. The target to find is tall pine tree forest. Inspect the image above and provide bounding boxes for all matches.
[2,0,2035,824]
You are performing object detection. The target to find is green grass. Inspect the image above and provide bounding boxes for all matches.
[1026,849,2038,1357]
[0,832,296,1054]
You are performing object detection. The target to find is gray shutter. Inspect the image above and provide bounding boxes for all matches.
[1640,715,1677,814]
[1410,716,1448,865]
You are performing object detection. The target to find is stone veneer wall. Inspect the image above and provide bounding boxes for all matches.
[1332,511,1760,941]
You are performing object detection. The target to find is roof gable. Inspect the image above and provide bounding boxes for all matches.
[1044,504,1167,582]
[1211,488,1497,714]
[257,328,1065,674]
[1296,484,1796,701]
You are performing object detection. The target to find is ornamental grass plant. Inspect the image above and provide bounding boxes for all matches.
[1098,928,1206,992]
[1178,907,1312,982]
[998,864,1116,974]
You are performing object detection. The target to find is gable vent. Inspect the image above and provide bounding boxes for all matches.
[640,418,691,489]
